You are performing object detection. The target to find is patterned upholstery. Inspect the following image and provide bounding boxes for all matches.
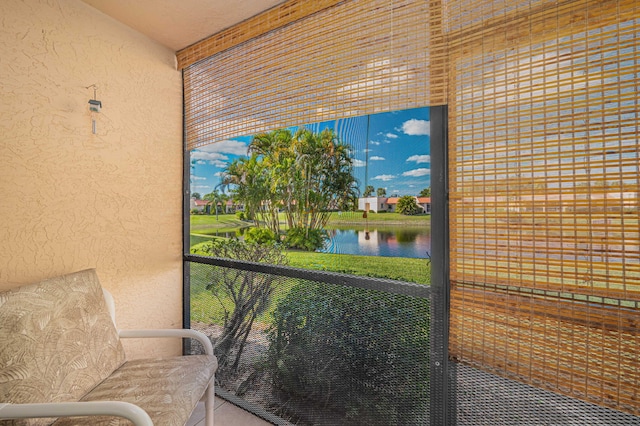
[0,269,216,426]
[53,356,217,426]
[0,269,126,426]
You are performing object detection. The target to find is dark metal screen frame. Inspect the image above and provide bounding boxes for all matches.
[430,104,454,426]
[184,254,431,299]
[181,101,438,422]
[182,70,193,354]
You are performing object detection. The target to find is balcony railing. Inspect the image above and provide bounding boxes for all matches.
[184,255,640,425]
[185,255,430,425]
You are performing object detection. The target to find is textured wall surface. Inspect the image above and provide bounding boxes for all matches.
[0,0,183,357]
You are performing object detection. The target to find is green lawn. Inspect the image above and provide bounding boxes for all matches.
[189,213,431,325]
[190,261,297,325]
[190,211,429,231]
[285,251,430,284]
[190,214,249,232]
[190,251,431,325]
[326,211,430,225]
[190,249,430,325]
[190,212,430,284]
[189,214,251,246]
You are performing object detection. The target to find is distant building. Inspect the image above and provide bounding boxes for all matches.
[358,196,387,212]
[417,197,431,213]
[385,197,400,212]
[190,198,210,213]
[358,196,431,213]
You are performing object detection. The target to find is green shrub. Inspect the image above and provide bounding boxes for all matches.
[397,195,420,215]
[268,282,430,425]
[235,211,246,221]
[243,227,278,245]
[190,241,211,255]
[197,238,288,382]
[283,227,327,251]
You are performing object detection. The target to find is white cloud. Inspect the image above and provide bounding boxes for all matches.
[406,155,431,164]
[191,176,207,181]
[196,160,207,165]
[370,156,386,161]
[402,168,431,177]
[194,139,248,156]
[401,119,430,136]
[372,174,396,181]
[191,185,211,190]
[370,140,381,146]
[385,133,399,139]
[352,159,366,167]
[190,150,229,165]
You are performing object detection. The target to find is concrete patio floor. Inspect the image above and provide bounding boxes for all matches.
[187,397,272,426]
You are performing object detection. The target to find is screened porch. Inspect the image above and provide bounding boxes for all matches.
[1,0,638,425]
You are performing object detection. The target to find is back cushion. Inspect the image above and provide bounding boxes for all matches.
[0,269,126,423]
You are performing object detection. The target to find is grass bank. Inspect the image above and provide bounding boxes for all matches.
[285,251,430,284]
[190,252,431,325]
[190,246,430,324]
[190,260,293,325]
[326,211,430,226]
[190,211,429,231]
[190,214,250,234]
[189,213,431,324]
[189,214,251,247]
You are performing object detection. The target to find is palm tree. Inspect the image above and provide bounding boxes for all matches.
[221,127,359,243]
[289,127,358,231]
[203,190,228,220]
[220,156,265,226]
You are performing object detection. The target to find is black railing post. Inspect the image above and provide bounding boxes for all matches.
[430,104,454,425]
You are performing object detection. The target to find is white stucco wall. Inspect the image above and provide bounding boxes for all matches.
[358,196,384,212]
[0,0,184,357]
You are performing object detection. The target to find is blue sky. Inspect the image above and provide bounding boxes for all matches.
[190,106,430,197]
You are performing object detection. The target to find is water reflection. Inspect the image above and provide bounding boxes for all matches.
[323,226,431,259]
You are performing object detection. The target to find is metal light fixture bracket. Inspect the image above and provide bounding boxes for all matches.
[86,84,102,113]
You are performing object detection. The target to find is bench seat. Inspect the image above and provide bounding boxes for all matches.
[52,356,217,426]
[0,269,217,426]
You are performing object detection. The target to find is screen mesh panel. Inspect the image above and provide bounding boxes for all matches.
[447,0,640,416]
[456,364,640,425]
[187,259,430,425]
[183,0,445,150]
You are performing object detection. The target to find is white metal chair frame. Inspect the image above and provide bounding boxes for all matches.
[0,289,215,426]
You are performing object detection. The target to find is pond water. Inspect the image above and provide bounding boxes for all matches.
[191,225,432,259]
[321,226,431,259]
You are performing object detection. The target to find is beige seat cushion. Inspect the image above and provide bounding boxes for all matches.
[52,355,218,426]
[0,269,126,426]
